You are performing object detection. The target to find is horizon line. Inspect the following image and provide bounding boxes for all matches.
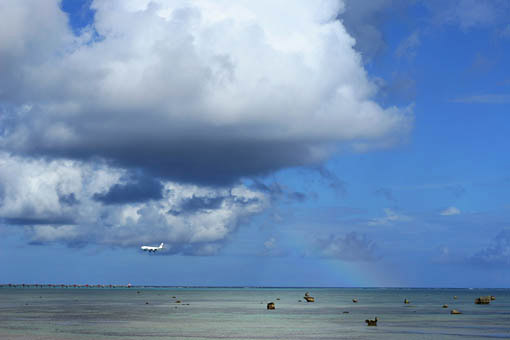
[1,284,509,289]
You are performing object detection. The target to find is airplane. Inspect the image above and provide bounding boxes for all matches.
[140,243,164,252]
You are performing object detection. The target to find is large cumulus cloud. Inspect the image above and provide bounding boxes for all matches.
[0,153,267,252]
[0,0,412,250]
[0,0,411,185]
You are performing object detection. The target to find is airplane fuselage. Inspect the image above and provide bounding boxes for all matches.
[141,243,164,252]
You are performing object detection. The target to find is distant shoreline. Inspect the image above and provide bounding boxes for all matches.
[1,284,509,289]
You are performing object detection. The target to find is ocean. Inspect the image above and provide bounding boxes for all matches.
[0,287,509,339]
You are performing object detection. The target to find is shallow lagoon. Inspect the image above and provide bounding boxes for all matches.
[0,287,509,339]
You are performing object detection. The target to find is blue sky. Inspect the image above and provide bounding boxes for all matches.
[0,0,510,287]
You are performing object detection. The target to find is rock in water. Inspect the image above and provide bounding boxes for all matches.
[451,309,462,314]
[304,292,310,297]
[365,317,378,326]
[442,304,448,308]
[352,298,358,303]
[267,302,275,310]
[491,296,496,301]
[304,296,315,302]
[475,296,491,304]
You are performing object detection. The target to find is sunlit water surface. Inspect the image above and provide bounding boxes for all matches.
[1,287,509,339]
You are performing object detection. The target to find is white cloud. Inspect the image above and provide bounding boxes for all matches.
[0,1,414,250]
[0,0,412,184]
[0,153,268,253]
[368,208,411,226]
[264,237,276,250]
[440,206,460,216]
[259,236,286,257]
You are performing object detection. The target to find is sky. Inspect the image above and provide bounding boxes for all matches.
[0,0,509,287]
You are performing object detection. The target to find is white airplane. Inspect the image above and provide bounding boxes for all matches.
[140,243,164,252]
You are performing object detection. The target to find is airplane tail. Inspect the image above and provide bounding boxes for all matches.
[159,243,164,248]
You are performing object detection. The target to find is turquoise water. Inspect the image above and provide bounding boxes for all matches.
[0,287,509,339]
